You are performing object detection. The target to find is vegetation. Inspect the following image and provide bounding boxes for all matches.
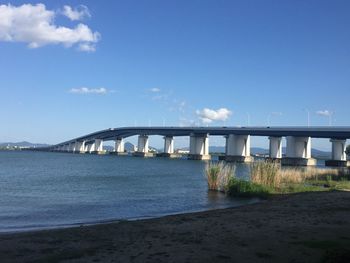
[205,161,350,198]
[205,162,234,192]
[225,178,271,198]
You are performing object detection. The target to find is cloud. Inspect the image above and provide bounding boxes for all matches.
[316,110,332,117]
[0,3,100,51]
[78,42,96,52]
[62,5,90,21]
[69,87,108,94]
[150,88,161,93]
[196,108,232,124]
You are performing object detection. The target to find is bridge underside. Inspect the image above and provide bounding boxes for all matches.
[46,126,350,167]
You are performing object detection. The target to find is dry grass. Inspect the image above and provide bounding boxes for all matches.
[250,161,349,189]
[250,162,280,188]
[206,160,350,197]
[205,162,235,192]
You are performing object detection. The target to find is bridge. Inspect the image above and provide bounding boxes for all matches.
[46,126,350,167]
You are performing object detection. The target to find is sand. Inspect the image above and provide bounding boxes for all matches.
[1,191,350,263]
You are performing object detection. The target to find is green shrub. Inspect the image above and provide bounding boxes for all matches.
[225,177,271,198]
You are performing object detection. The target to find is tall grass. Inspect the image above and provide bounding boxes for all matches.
[250,161,348,189]
[205,160,350,197]
[250,162,280,188]
[205,162,235,192]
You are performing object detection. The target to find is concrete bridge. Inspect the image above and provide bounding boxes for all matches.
[46,126,350,167]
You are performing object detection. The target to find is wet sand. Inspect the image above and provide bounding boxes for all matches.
[1,191,350,263]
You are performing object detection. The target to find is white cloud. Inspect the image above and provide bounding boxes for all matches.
[150,88,161,93]
[69,87,108,94]
[62,5,90,21]
[316,110,332,117]
[78,42,96,52]
[196,108,232,124]
[0,3,100,51]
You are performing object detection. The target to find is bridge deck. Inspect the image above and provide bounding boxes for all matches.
[54,126,350,146]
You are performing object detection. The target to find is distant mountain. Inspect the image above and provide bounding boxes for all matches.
[124,142,135,152]
[0,141,50,148]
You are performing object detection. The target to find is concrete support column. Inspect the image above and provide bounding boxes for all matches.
[133,135,153,157]
[164,136,174,154]
[188,134,210,160]
[68,143,74,152]
[331,139,347,161]
[111,138,127,155]
[91,139,104,154]
[87,143,94,153]
[325,139,349,167]
[74,141,86,153]
[282,136,316,166]
[157,136,178,158]
[115,138,125,152]
[269,137,282,159]
[286,136,311,158]
[224,134,253,162]
[138,135,149,153]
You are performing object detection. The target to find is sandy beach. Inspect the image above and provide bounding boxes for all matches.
[0,191,350,263]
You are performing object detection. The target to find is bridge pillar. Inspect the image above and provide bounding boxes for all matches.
[74,141,86,153]
[68,143,75,153]
[133,135,153,157]
[282,136,316,166]
[268,137,282,160]
[223,134,253,162]
[86,143,94,153]
[157,136,178,158]
[325,139,349,167]
[111,138,127,155]
[188,134,210,160]
[91,139,104,154]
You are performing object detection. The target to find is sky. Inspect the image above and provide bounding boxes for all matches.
[0,0,349,150]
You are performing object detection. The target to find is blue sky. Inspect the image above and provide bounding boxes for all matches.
[1,0,349,149]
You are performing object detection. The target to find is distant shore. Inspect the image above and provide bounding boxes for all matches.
[1,191,350,263]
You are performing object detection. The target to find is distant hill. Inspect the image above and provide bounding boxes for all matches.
[124,142,135,152]
[0,141,50,148]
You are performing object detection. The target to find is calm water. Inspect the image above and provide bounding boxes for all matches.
[0,151,257,233]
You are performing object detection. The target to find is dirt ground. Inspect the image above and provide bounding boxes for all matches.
[1,191,350,263]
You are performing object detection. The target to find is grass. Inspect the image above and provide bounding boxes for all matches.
[205,161,350,198]
[205,162,234,192]
[225,178,271,198]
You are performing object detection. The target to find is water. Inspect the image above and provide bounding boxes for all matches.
[0,151,256,233]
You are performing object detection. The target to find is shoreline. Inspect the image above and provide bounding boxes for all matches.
[1,191,350,262]
[0,197,261,235]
